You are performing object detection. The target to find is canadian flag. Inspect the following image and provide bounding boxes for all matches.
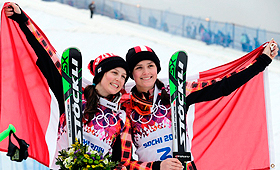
[187,44,274,169]
[0,3,62,167]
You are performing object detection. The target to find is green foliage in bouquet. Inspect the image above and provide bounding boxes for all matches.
[56,141,118,170]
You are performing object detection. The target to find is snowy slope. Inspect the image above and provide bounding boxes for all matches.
[0,0,279,169]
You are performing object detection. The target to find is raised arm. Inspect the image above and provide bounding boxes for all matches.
[4,2,65,115]
[186,40,278,105]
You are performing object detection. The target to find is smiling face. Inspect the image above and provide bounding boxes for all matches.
[96,67,127,97]
[132,60,157,93]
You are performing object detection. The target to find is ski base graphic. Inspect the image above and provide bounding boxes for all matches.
[169,51,191,169]
[61,47,83,146]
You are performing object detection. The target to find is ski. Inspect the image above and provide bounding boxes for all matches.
[61,47,83,146]
[169,51,191,169]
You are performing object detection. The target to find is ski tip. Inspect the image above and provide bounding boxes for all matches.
[170,50,188,64]
[70,47,81,52]
[62,47,82,58]
[173,50,187,56]
[62,47,81,53]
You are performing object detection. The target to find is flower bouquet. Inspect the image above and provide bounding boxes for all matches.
[56,141,118,170]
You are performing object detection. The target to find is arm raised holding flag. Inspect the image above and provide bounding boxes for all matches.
[3,2,65,115]
[1,2,65,167]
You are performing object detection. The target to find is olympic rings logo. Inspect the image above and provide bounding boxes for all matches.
[93,108,118,128]
[130,100,170,124]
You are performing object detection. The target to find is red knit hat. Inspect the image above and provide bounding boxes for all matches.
[88,53,129,83]
[126,46,161,79]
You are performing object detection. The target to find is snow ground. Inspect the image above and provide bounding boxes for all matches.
[0,0,279,169]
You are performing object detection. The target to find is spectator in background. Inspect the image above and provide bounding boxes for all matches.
[148,16,157,28]
[241,33,251,52]
[254,37,260,49]
[89,1,96,19]
[224,33,232,47]
[186,22,197,39]
[241,33,248,51]
[199,24,212,45]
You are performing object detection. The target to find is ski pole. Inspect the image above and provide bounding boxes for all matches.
[0,124,16,142]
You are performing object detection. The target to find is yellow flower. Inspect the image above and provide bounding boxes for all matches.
[71,139,80,148]
[84,154,90,159]
[71,143,77,148]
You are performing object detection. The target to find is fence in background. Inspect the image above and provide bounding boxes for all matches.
[47,0,280,58]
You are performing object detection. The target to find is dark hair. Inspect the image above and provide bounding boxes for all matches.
[83,76,102,123]
[155,79,170,105]
[83,85,99,124]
